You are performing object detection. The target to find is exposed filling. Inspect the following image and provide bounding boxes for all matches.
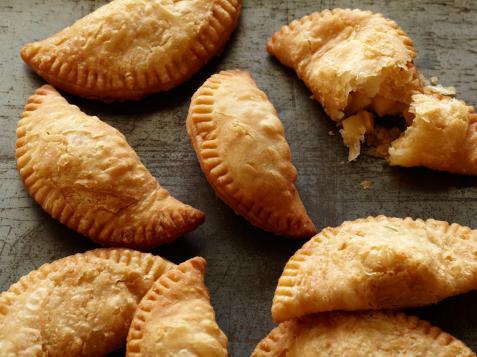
[339,109,408,161]
[345,91,408,119]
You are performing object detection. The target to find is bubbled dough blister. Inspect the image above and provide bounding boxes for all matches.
[0,249,174,357]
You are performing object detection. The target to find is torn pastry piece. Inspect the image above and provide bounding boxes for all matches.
[267,9,421,122]
[267,8,422,122]
[273,216,477,322]
[339,110,374,161]
[187,70,316,238]
[252,312,475,357]
[16,85,204,248]
[388,93,477,174]
[20,0,241,100]
[126,257,227,357]
[0,248,174,357]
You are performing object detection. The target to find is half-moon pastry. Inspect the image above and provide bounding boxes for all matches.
[20,0,242,100]
[126,257,227,356]
[16,85,204,248]
[267,8,422,122]
[0,248,174,356]
[388,93,477,174]
[186,70,316,238]
[252,312,475,357]
[273,216,477,322]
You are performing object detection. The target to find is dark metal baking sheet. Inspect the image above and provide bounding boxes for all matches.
[1,0,477,355]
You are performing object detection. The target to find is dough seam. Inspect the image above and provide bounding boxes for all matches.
[20,0,242,100]
[16,86,205,248]
[0,248,173,318]
[252,312,467,357]
[187,70,311,236]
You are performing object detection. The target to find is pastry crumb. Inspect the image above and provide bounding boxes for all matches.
[360,179,372,189]
[328,130,335,136]
[424,85,456,97]
[431,76,439,85]
[339,111,374,161]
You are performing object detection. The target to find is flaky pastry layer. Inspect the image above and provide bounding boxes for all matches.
[0,248,174,356]
[21,0,241,100]
[252,312,475,357]
[389,93,477,174]
[16,85,204,248]
[126,257,227,357]
[273,216,477,322]
[267,8,421,121]
[186,70,316,238]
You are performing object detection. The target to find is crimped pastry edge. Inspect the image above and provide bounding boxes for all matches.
[16,85,205,249]
[126,257,227,356]
[267,8,416,66]
[252,311,475,357]
[272,215,475,322]
[186,69,316,238]
[20,0,242,101]
[0,248,174,318]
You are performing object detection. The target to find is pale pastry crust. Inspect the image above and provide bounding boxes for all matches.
[339,110,374,161]
[273,216,477,322]
[20,0,241,100]
[388,93,477,174]
[0,248,174,357]
[252,312,475,357]
[267,8,422,122]
[126,257,227,357]
[16,85,204,248]
[186,70,316,238]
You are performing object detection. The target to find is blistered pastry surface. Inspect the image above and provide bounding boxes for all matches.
[267,8,421,121]
[127,257,227,357]
[273,216,477,322]
[389,93,477,174]
[21,0,241,99]
[187,70,315,238]
[0,248,174,356]
[252,312,475,357]
[16,85,204,248]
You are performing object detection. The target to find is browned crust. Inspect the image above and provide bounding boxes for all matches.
[252,312,475,357]
[20,0,242,101]
[272,215,475,322]
[267,8,416,68]
[186,70,316,238]
[126,257,227,356]
[0,248,174,318]
[16,85,205,249]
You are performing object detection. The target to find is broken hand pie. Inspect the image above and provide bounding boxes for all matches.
[252,312,475,357]
[21,0,241,100]
[0,248,173,356]
[273,216,477,322]
[388,92,477,175]
[16,85,204,249]
[127,257,227,357]
[267,8,421,122]
[187,70,316,238]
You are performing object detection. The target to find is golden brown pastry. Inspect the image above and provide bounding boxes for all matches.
[186,70,316,238]
[273,216,477,322]
[388,93,477,174]
[126,257,227,357]
[252,312,475,357]
[20,0,241,100]
[0,248,174,357]
[16,85,204,248]
[267,9,421,122]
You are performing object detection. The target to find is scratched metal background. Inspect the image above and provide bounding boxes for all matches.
[1,0,477,355]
